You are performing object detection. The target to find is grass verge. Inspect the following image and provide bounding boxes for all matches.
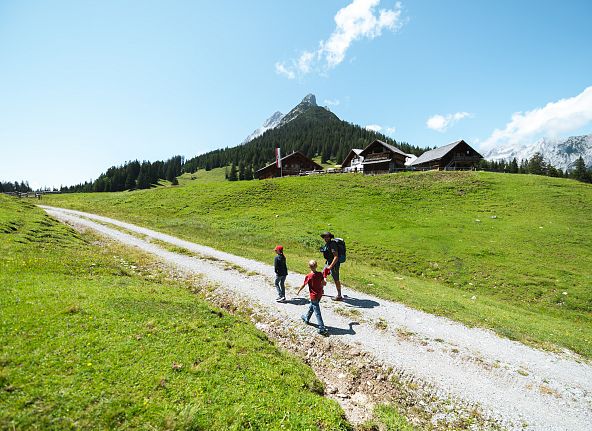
[0,196,349,430]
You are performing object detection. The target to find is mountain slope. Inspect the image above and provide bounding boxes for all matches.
[241,111,284,144]
[241,94,320,145]
[485,133,592,170]
[185,94,425,172]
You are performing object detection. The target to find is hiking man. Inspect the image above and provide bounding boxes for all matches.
[320,231,343,301]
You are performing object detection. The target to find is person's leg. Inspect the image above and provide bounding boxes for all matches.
[302,301,314,323]
[331,264,343,299]
[311,300,325,331]
[279,275,286,299]
[274,275,282,299]
[334,280,342,299]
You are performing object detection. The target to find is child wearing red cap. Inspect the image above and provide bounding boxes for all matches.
[274,245,288,302]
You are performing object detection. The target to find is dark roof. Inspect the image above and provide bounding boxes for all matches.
[410,140,480,166]
[256,151,323,173]
[360,139,409,158]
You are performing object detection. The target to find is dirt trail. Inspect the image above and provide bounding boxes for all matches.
[41,205,592,430]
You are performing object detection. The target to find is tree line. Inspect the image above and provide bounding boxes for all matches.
[479,154,591,183]
[60,156,184,193]
[0,181,32,193]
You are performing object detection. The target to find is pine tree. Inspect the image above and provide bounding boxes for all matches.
[124,172,136,190]
[527,153,545,175]
[137,162,151,189]
[238,161,246,181]
[228,163,238,181]
[547,165,559,177]
[245,164,253,180]
[509,158,519,173]
[571,156,587,181]
[166,163,175,183]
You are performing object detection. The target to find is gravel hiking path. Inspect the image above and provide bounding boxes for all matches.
[41,205,592,431]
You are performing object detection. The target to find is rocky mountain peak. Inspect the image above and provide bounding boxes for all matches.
[301,93,317,107]
[241,94,320,144]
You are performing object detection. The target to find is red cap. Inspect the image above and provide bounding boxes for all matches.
[274,245,284,252]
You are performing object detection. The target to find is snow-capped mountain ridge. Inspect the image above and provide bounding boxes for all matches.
[278,93,317,127]
[241,94,318,144]
[484,134,592,171]
[241,111,284,144]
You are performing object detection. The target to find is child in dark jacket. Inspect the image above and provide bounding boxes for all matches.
[274,245,288,302]
[296,260,328,335]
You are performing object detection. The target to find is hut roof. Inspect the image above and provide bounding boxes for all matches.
[410,140,480,166]
[360,140,409,158]
[255,151,323,173]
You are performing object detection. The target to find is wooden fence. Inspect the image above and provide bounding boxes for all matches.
[2,191,61,199]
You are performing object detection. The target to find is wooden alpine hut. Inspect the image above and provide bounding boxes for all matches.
[359,140,408,175]
[255,151,323,179]
[409,140,482,171]
[341,148,364,173]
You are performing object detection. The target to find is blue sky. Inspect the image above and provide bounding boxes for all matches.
[1,0,591,188]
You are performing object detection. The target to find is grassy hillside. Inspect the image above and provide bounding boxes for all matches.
[45,171,592,358]
[0,196,349,430]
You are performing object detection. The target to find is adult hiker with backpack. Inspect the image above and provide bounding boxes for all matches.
[320,231,346,301]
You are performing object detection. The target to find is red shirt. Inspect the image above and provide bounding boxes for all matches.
[303,271,325,301]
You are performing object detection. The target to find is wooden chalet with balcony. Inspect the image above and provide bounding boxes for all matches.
[255,151,323,179]
[359,140,409,175]
[341,148,364,172]
[409,140,482,171]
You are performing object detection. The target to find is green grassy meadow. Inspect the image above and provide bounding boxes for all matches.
[0,196,350,430]
[44,170,592,358]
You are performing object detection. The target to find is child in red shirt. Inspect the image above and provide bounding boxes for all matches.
[296,260,328,335]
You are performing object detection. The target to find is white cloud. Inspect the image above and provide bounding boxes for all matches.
[365,124,396,135]
[276,0,403,78]
[426,112,472,132]
[365,124,382,132]
[481,86,592,150]
[324,98,341,106]
[275,62,295,80]
[297,50,316,74]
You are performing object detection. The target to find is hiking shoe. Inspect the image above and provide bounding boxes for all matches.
[301,315,310,325]
[276,297,286,303]
[331,296,344,301]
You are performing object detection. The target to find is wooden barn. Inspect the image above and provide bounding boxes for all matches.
[409,140,482,171]
[341,148,364,172]
[255,151,323,179]
[359,140,408,175]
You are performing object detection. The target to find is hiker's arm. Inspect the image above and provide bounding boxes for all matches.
[296,284,305,295]
[328,250,338,269]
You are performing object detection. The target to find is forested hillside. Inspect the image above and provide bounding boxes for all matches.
[183,106,427,173]
[61,156,184,193]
